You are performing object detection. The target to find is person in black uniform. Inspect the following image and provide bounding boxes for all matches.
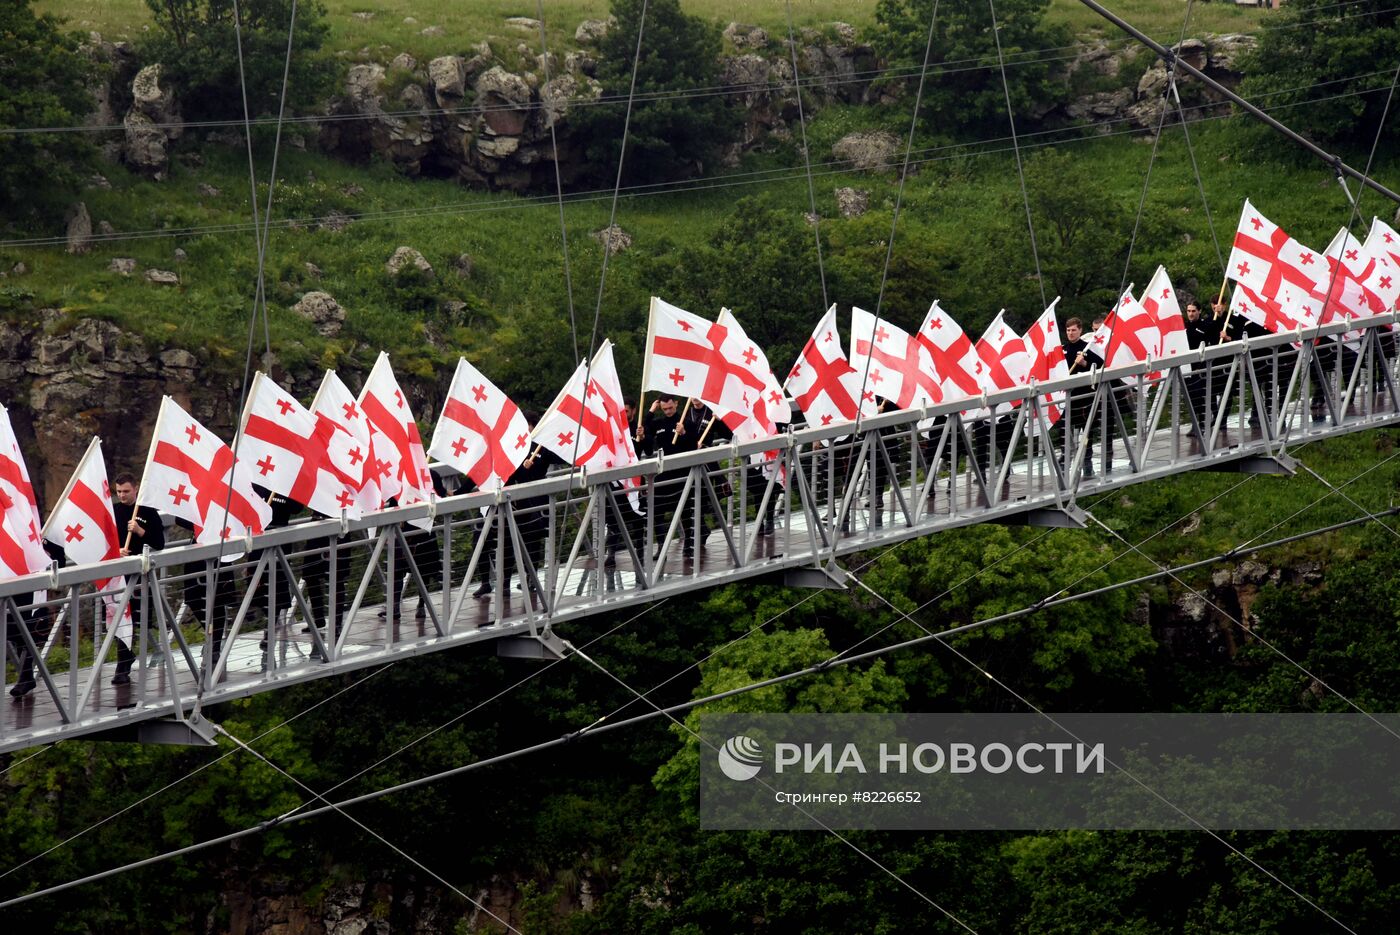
[474,412,557,600]
[110,472,165,685]
[638,394,705,557]
[1062,317,1096,474]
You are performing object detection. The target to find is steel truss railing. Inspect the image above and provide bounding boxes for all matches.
[3,315,1399,752]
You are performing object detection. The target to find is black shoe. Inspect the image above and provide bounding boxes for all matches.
[111,672,131,686]
[415,603,427,621]
[473,582,493,599]
[10,679,35,698]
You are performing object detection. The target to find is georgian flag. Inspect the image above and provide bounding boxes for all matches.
[137,397,271,554]
[641,297,767,421]
[0,403,47,578]
[1140,266,1190,361]
[786,304,875,435]
[535,340,640,475]
[1321,227,1386,324]
[1362,217,1400,312]
[1227,200,1326,327]
[41,437,121,575]
[1087,288,1158,372]
[1024,299,1069,427]
[358,353,432,522]
[916,301,982,402]
[1229,282,1310,343]
[0,509,34,581]
[311,370,382,513]
[709,308,788,440]
[429,357,531,493]
[850,306,941,410]
[237,372,365,519]
[974,310,1032,396]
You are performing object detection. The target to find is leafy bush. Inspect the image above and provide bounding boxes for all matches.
[141,0,334,122]
[1240,0,1400,150]
[573,0,739,186]
[873,0,1070,137]
[0,1,95,216]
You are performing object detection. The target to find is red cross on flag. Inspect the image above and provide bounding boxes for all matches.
[237,372,365,519]
[535,340,640,476]
[41,437,121,582]
[311,370,382,513]
[850,306,942,410]
[786,304,876,435]
[1227,200,1326,325]
[1362,217,1400,312]
[137,396,272,553]
[1140,266,1190,362]
[914,301,983,403]
[1088,288,1158,373]
[1024,299,1070,427]
[1229,282,1311,341]
[358,353,432,523]
[428,357,530,492]
[0,403,47,578]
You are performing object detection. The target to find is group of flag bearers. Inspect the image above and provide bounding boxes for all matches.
[4,201,1399,695]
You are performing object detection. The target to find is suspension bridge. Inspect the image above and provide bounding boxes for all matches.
[4,319,1397,754]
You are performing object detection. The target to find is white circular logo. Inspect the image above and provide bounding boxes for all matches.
[718,735,764,781]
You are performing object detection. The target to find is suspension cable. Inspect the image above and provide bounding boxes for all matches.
[534,3,581,367]
[784,0,830,312]
[988,0,1046,309]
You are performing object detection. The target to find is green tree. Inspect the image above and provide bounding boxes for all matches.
[644,195,827,367]
[0,1,95,216]
[575,0,738,185]
[1240,0,1400,150]
[141,0,333,121]
[873,0,1069,136]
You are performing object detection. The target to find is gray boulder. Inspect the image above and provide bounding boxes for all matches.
[145,269,180,285]
[107,257,137,276]
[386,246,433,278]
[122,64,182,179]
[65,202,93,255]
[575,18,611,44]
[292,291,346,336]
[429,55,466,107]
[591,224,632,255]
[833,131,900,171]
[835,187,869,218]
[723,22,769,49]
[476,66,533,136]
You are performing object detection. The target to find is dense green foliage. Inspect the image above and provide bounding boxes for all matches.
[1241,0,1400,150]
[140,0,334,121]
[872,0,1070,136]
[573,0,738,185]
[0,0,95,217]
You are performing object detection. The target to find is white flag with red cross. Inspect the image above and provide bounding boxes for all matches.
[358,353,432,520]
[1087,288,1158,373]
[0,509,34,581]
[1229,282,1310,344]
[974,310,1032,399]
[237,372,365,519]
[1024,299,1070,427]
[1320,228,1387,336]
[1362,217,1400,313]
[535,340,640,476]
[1227,201,1327,326]
[1140,266,1190,364]
[642,297,768,421]
[0,403,48,578]
[429,357,531,493]
[786,304,876,435]
[41,437,121,579]
[850,306,942,411]
[916,301,982,403]
[311,370,382,513]
[137,397,272,553]
[709,308,788,439]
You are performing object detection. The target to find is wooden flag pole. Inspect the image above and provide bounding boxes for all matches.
[1217,276,1229,305]
[671,398,695,443]
[635,393,646,441]
[696,411,720,447]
